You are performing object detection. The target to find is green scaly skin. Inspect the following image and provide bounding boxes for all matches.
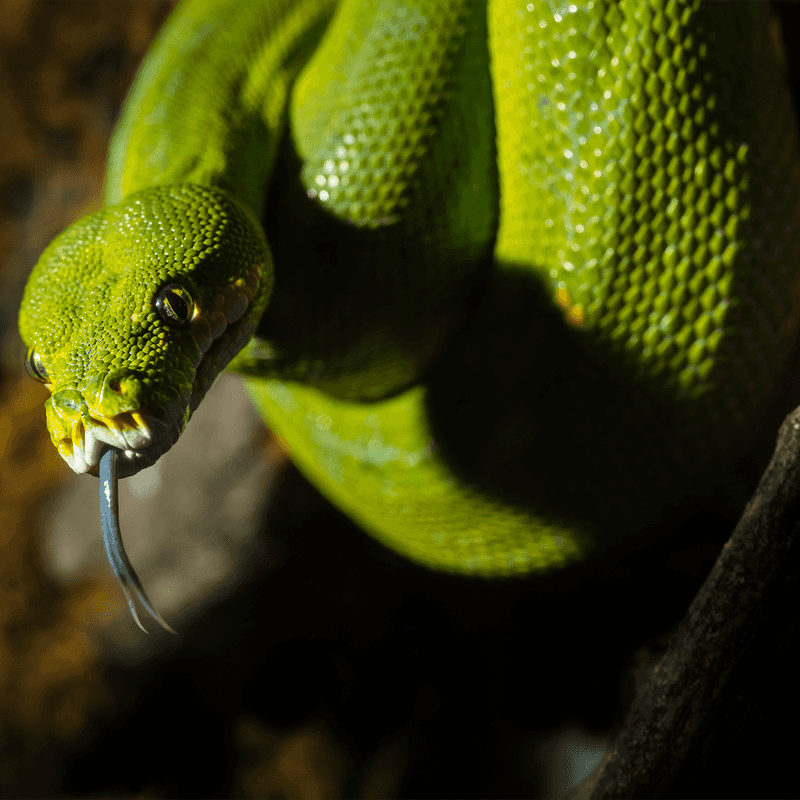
[18,0,800,629]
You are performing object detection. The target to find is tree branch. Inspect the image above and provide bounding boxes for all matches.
[565,406,800,799]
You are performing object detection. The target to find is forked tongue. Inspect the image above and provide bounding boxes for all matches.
[99,448,177,635]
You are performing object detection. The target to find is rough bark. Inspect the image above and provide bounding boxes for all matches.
[565,406,800,799]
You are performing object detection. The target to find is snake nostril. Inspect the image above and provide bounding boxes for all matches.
[109,379,122,393]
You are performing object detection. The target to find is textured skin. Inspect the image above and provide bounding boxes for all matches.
[18,0,800,576]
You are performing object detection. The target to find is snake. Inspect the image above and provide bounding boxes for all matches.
[17,0,800,633]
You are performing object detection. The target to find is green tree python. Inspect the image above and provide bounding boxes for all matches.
[17,0,800,632]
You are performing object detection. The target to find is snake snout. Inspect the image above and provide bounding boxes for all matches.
[45,375,185,477]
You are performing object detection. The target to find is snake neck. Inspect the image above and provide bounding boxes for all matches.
[105,0,337,217]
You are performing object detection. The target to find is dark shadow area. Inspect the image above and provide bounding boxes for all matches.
[62,457,737,799]
[424,263,724,540]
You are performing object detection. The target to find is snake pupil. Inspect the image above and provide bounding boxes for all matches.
[155,283,193,328]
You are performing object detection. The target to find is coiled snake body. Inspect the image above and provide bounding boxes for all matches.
[18,0,800,631]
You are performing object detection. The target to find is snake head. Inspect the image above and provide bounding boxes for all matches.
[19,183,272,478]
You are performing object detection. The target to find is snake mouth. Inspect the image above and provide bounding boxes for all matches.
[48,394,187,479]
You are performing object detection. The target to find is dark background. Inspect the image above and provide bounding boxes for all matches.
[1,2,799,797]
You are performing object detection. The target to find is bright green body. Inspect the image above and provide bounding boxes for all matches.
[19,0,800,582]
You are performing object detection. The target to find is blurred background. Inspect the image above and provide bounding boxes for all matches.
[0,1,798,797]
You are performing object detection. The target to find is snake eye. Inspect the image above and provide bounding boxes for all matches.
[155,283,194,328]
[25,346,49,383]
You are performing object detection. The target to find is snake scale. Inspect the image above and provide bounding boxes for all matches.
[18,0,800,631]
